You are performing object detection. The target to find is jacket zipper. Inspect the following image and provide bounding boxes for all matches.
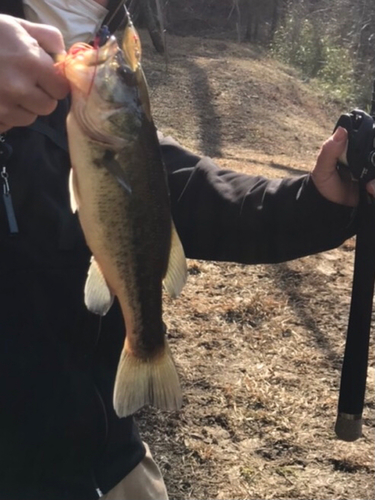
[91,317,108,498]
[90,384,108,498]
[0,133,19,234]
[91,468,104,497]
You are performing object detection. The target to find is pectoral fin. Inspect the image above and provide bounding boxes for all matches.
[102,150,132,194]
[163,222,187,298]
[84,257,114,315]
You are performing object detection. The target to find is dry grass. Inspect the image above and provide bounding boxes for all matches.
[133,30,375,500]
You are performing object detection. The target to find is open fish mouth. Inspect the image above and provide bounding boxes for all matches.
[55,36,120,96]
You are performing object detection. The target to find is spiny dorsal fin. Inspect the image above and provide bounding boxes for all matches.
[84,257,114,315]
[163,222,187,298]
[122,22,141,72]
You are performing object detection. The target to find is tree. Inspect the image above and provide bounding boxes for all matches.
[128,0,166,53]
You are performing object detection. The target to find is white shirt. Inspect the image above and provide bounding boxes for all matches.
[23,0,108,48]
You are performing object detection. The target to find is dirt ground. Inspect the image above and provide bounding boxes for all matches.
[135,30,375,500]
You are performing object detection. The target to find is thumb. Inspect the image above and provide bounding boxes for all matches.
[18,18,66,55]
[315,127,348,176]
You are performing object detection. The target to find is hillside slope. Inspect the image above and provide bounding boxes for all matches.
[143,33,338,173]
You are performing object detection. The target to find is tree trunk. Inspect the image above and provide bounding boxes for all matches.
[138,0,165,53]
[270,0,280,39]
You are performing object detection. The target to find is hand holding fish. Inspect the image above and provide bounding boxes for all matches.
[0,14,69,132]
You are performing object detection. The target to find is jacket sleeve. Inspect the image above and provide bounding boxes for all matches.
[159,133,357,264]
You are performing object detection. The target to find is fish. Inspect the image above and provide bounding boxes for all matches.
[59,22,187,417]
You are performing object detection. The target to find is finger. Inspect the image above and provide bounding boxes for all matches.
[18,86,58,116]
[0,74,63,119]
[17,19,66,55]
[0,105,37,129]
[315,127,348,177]
[14,19,69,100]
[35,50,70,100]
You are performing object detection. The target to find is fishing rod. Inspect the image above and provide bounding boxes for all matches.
[333,77,375,441]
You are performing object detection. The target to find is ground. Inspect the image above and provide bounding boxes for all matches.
[135,30,375,500]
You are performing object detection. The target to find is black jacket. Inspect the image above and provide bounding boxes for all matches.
[160,133,355,263]
[0,2,356,500]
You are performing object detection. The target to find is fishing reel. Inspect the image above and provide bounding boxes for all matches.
[334,109,375,184]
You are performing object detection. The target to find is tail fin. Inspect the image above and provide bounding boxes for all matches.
[113,341,182,417]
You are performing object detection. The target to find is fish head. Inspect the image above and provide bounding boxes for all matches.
[58,26,151,147]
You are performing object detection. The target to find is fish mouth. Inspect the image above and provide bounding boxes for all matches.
[67,36,119,68]
[56,36,120,94]
[59,24,149,141]
[55,21,145,98]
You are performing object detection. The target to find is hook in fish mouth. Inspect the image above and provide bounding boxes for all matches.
[70,38,119,67]
[54,36,121,98]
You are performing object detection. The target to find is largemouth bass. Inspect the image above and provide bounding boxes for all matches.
[59,23,187,417]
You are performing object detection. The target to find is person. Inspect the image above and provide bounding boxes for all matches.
[0,2,372,500]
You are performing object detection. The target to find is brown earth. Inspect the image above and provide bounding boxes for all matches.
[135,30,375,500]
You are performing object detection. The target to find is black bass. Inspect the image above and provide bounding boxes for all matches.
[59,24,187,417]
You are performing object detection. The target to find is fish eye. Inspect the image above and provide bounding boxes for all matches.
[117,66,137,87]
